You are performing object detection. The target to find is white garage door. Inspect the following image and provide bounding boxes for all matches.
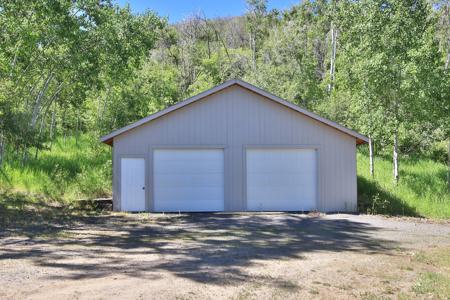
[121,158,146,212]
[246,149,317,211]
[153,149,224,212]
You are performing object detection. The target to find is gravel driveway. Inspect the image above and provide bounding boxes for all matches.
[1,213,449,299]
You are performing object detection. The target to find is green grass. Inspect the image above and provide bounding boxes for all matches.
[411,247,450,299]
[0,134,111,201]
[413,272,450,299]
[357,152,450,219]
[0,136,448,219]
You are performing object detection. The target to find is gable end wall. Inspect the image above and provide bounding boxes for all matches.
[112,85,357,212]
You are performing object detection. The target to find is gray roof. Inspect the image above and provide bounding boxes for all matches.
[101,79,369,145]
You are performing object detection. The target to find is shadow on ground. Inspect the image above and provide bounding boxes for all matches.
[357,176,420,217]
[0,196,398,287]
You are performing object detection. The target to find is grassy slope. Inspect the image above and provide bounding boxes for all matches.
[357,152,450,219]
[0,135,111,201]
[0,135,448,219]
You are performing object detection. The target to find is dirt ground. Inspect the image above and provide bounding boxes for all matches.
[0,213,449,300]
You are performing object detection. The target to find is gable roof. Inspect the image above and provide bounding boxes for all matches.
[100,79,369,145]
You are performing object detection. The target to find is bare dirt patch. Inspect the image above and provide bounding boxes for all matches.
[1,213,449,299]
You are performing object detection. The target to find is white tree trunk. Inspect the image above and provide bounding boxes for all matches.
[369,136,374,177]
[49,108,56,150]
[328,23,337,92]
[50,107,56,137]
[444,3,449,71]
[76,108,80,145]
[0,133,4,167]
[445,51,449,70]
[30,73,53,129]
[393,129,399,185]
[250,31,256,71]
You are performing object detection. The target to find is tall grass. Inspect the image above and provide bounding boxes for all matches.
[0,136,448,219]
[0,135,111,201]
[357,152,449,219]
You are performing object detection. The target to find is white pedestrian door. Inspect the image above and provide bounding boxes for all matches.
[121,158,146,212]
[246,149,317,211]
[153,149,224,212]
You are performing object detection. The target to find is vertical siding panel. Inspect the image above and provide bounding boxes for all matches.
[325,132,332,211]
[166,110,174,144]
[112,146,119,211]
[332,134,339,211]
[235,88,244,210]
[319,125,327,211]
[237,88,245,210]
[289,110,294,144]
[236,88,245,210]
[227,89,234,210]
[273,104,283,144]
[332,134,339,210]
[259,94,265,144]
[191,104,196,143]
[221,92,230,210]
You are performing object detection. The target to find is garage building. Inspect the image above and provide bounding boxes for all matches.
[101,79,368,212]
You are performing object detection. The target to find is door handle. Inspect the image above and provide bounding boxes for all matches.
[142,186,145,190]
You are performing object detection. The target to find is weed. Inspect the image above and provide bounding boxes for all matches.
[309,288,319,295]
[413,272,450,299]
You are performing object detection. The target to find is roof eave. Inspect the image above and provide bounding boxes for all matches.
[356,138,368,145]
[102,137,113,146]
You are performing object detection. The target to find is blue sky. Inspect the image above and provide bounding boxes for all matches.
[115,0,298,23]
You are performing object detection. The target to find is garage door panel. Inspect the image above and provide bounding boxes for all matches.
[154,174,223,187]
[155,200,224,212]
[247,197,310,211]
[155,161,223,173]
[250,186,315,201]
[248,160,298,172]
[247,149,317,211]
[248,174,308,186]
[248,187,305,199]
[154,149,224,212]
[155,187,223,200]
[155,150,222,160]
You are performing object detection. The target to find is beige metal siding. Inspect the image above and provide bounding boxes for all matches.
[113,85,357,212]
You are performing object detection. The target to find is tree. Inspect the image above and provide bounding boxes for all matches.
[335,0,447,184]
[246,0,268,71]
[246,0,329,109]
[0,0,164,161]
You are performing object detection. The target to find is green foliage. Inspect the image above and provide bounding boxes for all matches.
[247,0,329,110]
[89,60,180,132]
[0,135,111,200]
[333,0,449,147]
[357,152,450,219]
[0,0,163,154]
[425,140,449,164]
[2,0,447,155]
